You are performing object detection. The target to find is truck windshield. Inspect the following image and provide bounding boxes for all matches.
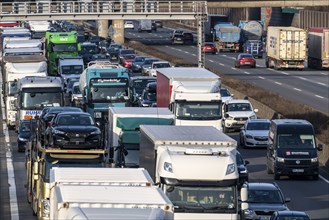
[52,43,77,52]
[90,86,128,103]
[176,102,222,120]
[22,92,62,109]
[165,186,236,213]
[277,134,316,149]
[61,65,83,75]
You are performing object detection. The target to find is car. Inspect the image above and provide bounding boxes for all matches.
[79,42,100,65]
[235,53,256,68]
[141,58,160,75]
[182,32,194,43]
[106,48,120,63]
[171,29,184,39]
[87,35,101,45]
[149,61,171,77]
[138,82,157,107]
[37,107,83,146]
[219,87,234,102]
[45,112,102,149]
[71,82,83,108]
[240,119,271,148]
[270,211,310,220]
[129,76,156,106]
[65,78,79,95]
[120,54,136,68]
[124,20,135,29]
[202,42,218,54]
[236,151,249,188]
[17,119,36,152]
[90,53,109,62]
[171,33,184,45]
[98,40,110,53]
[131,55,149,73]
[153,20,163,28]
[240,182,290,220]
[222,99,258,133]
[109,43,124,51]
[118,49,136,59]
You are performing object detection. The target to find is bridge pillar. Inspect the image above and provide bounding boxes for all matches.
[97,20,109,39]
[112,20,125,44]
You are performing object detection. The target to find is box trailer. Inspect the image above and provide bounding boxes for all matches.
[307,28,329,69]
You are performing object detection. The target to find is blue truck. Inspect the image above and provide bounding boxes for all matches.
[213,22,241,52]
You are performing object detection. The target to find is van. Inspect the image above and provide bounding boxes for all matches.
[266,119,323,180]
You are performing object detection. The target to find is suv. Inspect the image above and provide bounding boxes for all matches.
[266,119,323,180]
[222,99,258,133]
[240,182,290,220]
[182,32,194,43]
[138,82,157,107]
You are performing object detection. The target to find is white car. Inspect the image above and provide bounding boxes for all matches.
[71,82,83,108]
[222,99,258,133]
[149,61,171,77]
[220,88,234,103]
[239,119,271,148]
[124,21,134,29]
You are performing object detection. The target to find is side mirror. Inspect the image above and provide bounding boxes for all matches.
[254,109,259,113]
[285,197,291,203]
[317,144,323,151]
[224,113,229,118]
[244,160,250,166]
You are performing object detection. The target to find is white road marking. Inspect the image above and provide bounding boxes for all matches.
[281,72,289,75]
[219,63,225,66]
[229,57,235,60]
[258,76,265,79]
[315,95,324,99]
[184,51,189,54]
[209,60,214,63]
[320,175,329,184]
[294,88,302,91]
[177,49,182,52]
[0,81,19,220]
[221,54,227,57]
[298,77,307,80]
[231,67,236,70]
[317,82,326,86]
[320,72,327,75]
[268,68,276,71]
[244,71,250,75]
[191,54,196,56]
[274,82,282,85]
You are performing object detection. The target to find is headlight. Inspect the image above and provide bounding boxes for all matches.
[94,112,102,118]
[244,209,254,215]
[245,134,253,139]
[277,157,285,163]
[142,103,150,107]
[135,64,140,68]
[311,157,318,163]
[90,130,101,135]
[54,129,65,135]
[164,162,173,173]
[249,115,257,119]
[226,163,235,175]
[18,137,28,142]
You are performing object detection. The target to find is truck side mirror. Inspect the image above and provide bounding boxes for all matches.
[285,197,291,203]
[244,160,250,166]
[317,144,323,151]
[240,187,248,202]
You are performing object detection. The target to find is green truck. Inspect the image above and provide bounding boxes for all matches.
[45,31,80,76]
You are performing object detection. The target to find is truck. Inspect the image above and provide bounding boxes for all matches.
[3,39,43,51]
[45,31,80,76]
[139,125,240,219]
[138,20,152,32]
[204,14,229,42]
[0,27,31,50]
[26,144,106,220]
[108,107,175,167]
[238,20,264,43]
[26,20,51,39]
[266,26,307,70]
[57,56,84,85]
[307,28,329,69]
[156,67,223,131]
[15,76,64,130]
[50,185,174,220]
[213,23,241,52]
[2,55,47,129]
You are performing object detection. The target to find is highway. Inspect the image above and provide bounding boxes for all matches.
[125,27,329,115]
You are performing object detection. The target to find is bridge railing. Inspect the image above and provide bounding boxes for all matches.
[0,1,207,15]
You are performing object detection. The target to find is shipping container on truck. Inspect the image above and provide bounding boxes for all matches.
[307,28,329,69]
[266,26,307,70]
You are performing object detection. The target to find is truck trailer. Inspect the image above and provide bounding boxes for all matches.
[307,28,329,69]
[139,125,240,219]
[108,107,174,167]
[156,67,222,130]
[266,26,307,70]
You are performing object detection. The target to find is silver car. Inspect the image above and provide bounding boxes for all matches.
[240,119,271,148]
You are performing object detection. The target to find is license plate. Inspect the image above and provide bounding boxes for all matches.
[259,216,271,220]
[245,62,250,64]
[71,138,84,142]
[257,141,267,145]
[292,169,304,173]
[236,121,245,124]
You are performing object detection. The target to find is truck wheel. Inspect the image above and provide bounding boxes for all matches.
[265,59,269,68]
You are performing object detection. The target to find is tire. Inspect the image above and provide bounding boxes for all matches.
[265,59,269,68]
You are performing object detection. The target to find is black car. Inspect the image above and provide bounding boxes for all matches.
[271,211,310,220]
[138,82,157,107]
[129,76,156,106]
[37,107,83,146]
[90,54,108,62]
[17,119,36,152]
[236,151,249,188]
[79,42,100,65]
[45,112,102,149]
[88,35,101,45]
[106,48,120,63]
[131,56,149,73]
[153,20,163,28]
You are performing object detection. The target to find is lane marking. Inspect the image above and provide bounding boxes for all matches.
[219,63,225,66]
[244,71,250,75]
[320,72,327,75]
[191,54,196,56]
[320,175,329,184]
[221,54,227,57]
[294,88,302,91]
[281,72,289,75]
[298,76,307,80]
[209,60,214,63]
[184,51,189,54]
[0,83,19,220]
[317,82,326,86]
[231,67,236,70]
[274,82,282,85]
[258,76,265,79]
[315,95,324,99]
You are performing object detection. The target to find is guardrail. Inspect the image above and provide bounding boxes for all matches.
[0,1,207,21]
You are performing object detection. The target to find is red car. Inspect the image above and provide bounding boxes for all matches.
[234,53,256,68]
[121,54,136,68]
[202,42,217,54]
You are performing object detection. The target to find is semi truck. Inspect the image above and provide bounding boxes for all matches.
[15,76,64,130]
[213,23,241,52]
[108,107,174,167]
[139,125,240,219]
[26,20,51,39]
[307,28,329,69]
[2,55,47,129]
[57,56,84,85]
[45,31,80,76]
[266,26,307,70]
[156,67,222,130]
[238,20,264,43]
[50,185,174,220]
[204,14,229,42]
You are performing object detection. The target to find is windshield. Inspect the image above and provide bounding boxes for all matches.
[248,189,284,204]
[19,121,36,133]
[227,103,251,111]
[246,122,270,130]
[220,89,231,97]
[134,57,146,62]
[123,54,135,60]
[61,65,83,75]
[144,59,158,65]
[276,216,309,220]
[81,45,99,54]
[277,134,316,149]
[52,43,77,52]
[165,186,236,213]
[73,86,81,94]
[121,50,135,55]
[133,79,156,95]
[153,63,170,68]
[90,86,128,103]
[22,92,62,109]
[56,114,94,126]
[176,102,222,120]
